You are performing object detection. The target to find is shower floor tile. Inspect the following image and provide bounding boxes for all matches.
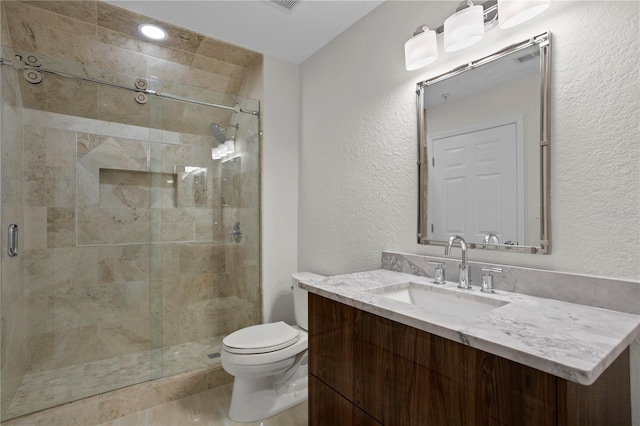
[5,336,224,420]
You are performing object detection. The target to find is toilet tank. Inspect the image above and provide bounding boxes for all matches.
[291,272,325,331]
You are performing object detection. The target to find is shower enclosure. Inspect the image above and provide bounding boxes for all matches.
[0,46,261,420]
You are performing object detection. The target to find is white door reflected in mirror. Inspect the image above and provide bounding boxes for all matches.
[428,121,523,245]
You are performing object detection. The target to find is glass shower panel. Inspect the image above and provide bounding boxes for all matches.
[150,79,262,379]
[0,50,155,421]
[0,47,262,421]
[1,44,27,421]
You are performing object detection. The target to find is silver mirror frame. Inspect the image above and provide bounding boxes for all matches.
[417,31,551,254]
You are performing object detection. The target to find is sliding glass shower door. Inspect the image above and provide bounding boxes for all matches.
[149,78,261,380]
[0,48,261,421]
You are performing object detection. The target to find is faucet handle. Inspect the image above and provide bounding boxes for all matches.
[480,266,502,293]
[429,261,446,285]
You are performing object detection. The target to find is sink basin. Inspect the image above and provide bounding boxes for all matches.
[371,282,509,317]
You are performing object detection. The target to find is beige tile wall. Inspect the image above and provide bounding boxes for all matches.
[0,2,27,414]
[5,1,261,79]
[3,1,262,136]
[20,117,251,374]
[0,0,264,420]
[223,60,262,310]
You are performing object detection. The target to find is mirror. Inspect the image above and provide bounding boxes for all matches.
[417,32,550,254]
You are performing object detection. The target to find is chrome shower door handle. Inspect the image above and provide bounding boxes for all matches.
[7,224,18,257]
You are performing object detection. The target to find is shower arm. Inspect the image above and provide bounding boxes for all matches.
[0,57,260,116]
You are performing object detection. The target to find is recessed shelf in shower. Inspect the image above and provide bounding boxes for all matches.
[99,168,178,208]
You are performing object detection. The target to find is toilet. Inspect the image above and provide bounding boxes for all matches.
[221,272,325,423]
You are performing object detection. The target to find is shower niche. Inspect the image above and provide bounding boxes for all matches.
[99,169,179,209]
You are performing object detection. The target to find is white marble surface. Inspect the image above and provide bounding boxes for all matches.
[382,251,640,315]
[299,269,640,385]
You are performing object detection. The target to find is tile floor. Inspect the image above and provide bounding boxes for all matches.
[6,337,224,419]
[97,383,309,426]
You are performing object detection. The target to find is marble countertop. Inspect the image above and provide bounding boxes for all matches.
[299,269,640,385]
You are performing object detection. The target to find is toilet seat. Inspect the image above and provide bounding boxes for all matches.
[223,321,300,355]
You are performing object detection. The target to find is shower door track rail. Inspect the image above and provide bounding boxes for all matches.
[0,56,260,116]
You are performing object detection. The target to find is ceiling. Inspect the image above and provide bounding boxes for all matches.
[106,0,385,64]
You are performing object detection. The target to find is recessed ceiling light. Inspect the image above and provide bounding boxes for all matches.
[138,24,168,41]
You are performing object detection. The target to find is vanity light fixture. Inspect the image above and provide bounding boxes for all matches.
[444,1,485,52]
[223,124,239,154]
[405,26,438,70]
[404,0,549,70]
[212,124,238,158]
[138,24,168,41]
[212,146,222,160]
[224,139,235,154]
[212,143,228,159]
[498,0,550,29]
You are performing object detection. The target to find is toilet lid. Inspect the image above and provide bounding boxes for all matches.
[223,321,299,354]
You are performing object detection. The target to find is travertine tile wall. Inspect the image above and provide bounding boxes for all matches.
[0,6,26,413]
[0,0,263,420]
[19,107,262,376]
[2,0,262,135]
[222,60,262,316]
[17,104,260,376]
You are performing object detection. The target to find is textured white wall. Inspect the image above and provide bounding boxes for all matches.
[262,55,300,324]
[299,1,639,421]
[299,0,639,280]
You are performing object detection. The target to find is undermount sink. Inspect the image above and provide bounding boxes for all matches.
[371,282,509,317]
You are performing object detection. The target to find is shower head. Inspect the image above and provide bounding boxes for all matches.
[209,123,226,143]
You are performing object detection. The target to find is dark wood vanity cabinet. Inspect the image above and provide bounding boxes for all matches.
[308,293,631,426]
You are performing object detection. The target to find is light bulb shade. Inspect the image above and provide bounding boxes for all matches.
[404,29,438,71]
[224,139,235,154]
[498,0,550,29]
[444,5,485,52]
[212,147,222,160]
[217,143,227,156]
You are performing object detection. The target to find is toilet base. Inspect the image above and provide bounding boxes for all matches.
[228,366,308,423]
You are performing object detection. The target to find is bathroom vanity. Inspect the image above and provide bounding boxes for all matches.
[301,270,640,426]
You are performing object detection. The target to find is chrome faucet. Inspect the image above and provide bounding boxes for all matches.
[483,233,500,245]
[445,235,471,289]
